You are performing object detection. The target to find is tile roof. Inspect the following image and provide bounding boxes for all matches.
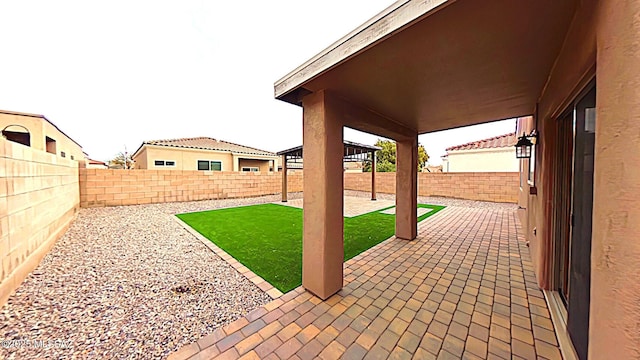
[87,158,107,165]
[446,133,516,152]
[140,137,276,157]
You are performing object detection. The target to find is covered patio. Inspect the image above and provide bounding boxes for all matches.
[170,202,561,359]
[266,0,640,359]
[272,0,585,302]
[171,0,640,358]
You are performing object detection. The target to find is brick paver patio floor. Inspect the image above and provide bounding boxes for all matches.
[170,205,562,360]
[278,197,396,217]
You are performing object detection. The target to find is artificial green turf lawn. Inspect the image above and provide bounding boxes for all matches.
[177,203,445,293]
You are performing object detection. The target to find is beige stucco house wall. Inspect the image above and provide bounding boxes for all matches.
[444,147,518,172]
[0,110,84,163]
[442,133,517,172]
[132,137,278,172]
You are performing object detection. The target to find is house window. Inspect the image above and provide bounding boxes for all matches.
[71,155,75,160]
[60,151,66,158]
[45,136,56,154]
[2,125,31,147]
[154,160,176,167]
[197,160,222,171]
[242,167,259,172]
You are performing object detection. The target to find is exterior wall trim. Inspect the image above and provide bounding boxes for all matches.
[544,290,579,360]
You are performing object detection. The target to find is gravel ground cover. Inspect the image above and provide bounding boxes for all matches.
[0,194,301,360]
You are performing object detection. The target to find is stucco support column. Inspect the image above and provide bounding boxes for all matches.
[302,90,344,300]
[281,156,288,202]
[395,135,418,240]
[590,1,640,358]
[371,151,377,200]
[232,156,239,172]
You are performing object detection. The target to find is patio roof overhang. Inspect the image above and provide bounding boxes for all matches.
[274,0,579,135]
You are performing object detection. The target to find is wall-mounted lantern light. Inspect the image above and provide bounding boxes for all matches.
[515,130,537,159]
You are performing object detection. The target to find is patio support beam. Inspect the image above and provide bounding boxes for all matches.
[395,134,418,240]
[281,156,288,202]
[301,90,344,300]
[371,150,377,200]
[328,92,415,141]
[590,1,640,358]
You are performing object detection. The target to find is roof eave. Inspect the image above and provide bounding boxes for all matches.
[447,147,515,154]
[138,142,276,157]
[273,0,455,104]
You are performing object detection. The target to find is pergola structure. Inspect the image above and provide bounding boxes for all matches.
[277,140,380,202]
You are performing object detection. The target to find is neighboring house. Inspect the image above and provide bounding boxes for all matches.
[131,137,279,172]
[344,161,364,173]
[86,158,108,169]
[441,133,517,172]
[421,165,443,173]
[276,159,363,173]
[279,159,303,173]
[0,110,84,162]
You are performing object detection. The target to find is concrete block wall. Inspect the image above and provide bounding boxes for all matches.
[0,138,79,306]
[80,170,516,208]
[418,172,519,203]
[344,172,519,203]
[79,169,304,208]
[344,172,396,194]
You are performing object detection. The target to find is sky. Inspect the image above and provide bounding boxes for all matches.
[0,0,515,165]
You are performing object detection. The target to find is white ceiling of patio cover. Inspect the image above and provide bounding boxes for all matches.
[277,0,578,134]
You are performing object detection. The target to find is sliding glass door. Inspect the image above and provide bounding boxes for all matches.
[552,83,596,360]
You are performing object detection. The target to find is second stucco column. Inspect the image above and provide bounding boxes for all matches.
[395,135,418,240]
[232,156,239,172]
[302,90,344,300]
[590,1,640,358]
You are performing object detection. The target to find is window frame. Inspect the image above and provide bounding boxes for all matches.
[197,160,222,171]
[241,167,260,172]
[154,160,176,167]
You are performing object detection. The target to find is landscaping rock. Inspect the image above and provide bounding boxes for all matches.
[0,194,301,359]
